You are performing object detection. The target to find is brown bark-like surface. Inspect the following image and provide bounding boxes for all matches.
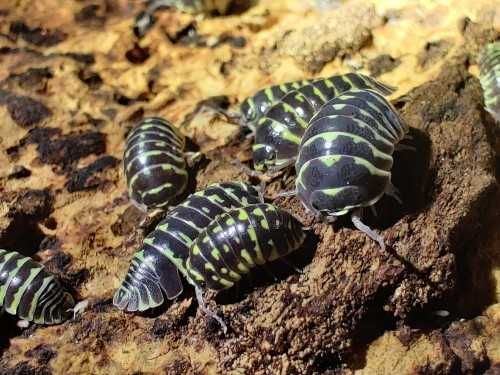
[0,1,499,374]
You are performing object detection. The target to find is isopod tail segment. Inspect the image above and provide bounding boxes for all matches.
[113,249,185,312]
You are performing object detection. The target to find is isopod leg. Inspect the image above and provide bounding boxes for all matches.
[72,300,90,319]
[385,182,403,205]
[138,208,165,229]
[232,159,265,179]
[351,209,386,251]
[194,286,228,334]
[185,151,203,167]
[17,320,30,329]
[275,190,297,199]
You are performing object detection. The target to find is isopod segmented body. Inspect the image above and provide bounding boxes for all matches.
[186,203,306,291]
[124,117,188,212]
[295,88,409,249]
[113,182,261,312]
[0,249,75,325]
[479,41,500,122]
[251,73,395,172]
[135,0,234,37]
[240,78,314,131]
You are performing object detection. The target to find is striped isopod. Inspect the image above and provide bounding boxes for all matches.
[251,73,395,172]
[240,78,314,132]
[135,0,233,36]
[185,203,306,331]
[186,203,306,291]
[113,182,261,312]
[479,41,500,122]
[295,88,409,249]
[124,117,188,212]
[0,249,75,325]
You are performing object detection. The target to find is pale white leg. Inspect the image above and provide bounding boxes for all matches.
[17,320,30,329]
[351,209,386,251]
[275,190,297,198]
[185,151,202,167]
[195,286,227,334]
[72,300,89,319]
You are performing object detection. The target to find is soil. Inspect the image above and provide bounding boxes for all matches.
[0,0,499,374]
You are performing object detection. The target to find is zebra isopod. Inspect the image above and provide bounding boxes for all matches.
[0,249,75,325]
[479,41,500,122]
[249,73,395,172]
[124,117,188,212]
[113,182,261,312]
[186,203,306,291]
[295,88,409,249]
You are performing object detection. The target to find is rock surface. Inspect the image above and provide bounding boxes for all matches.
[0,0,499,374]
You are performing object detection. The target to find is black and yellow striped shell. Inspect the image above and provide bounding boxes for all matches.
[144,0,232,14]
[240,79,314,131]
[186,203,306,291]
[479,41,500,122]
[114,182,261,312]
[250,73,395,172]
[295,88,408,220]
[124,117,188,212]
[135,0,234,37]
[172,0,233,13]
[0,249,75,325]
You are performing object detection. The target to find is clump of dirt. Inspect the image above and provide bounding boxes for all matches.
[367,54,401,77]
[277,1,383,72]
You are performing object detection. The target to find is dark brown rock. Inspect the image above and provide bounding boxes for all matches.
[9,21,66,47]
[6,95,51,128]
[65,155,119,192]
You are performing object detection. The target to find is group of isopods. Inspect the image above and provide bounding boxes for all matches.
[113,70,410,333]
[1,5,498,335]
